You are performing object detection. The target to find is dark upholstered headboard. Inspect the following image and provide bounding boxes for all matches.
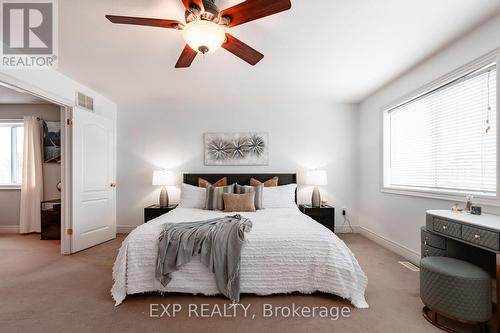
[183,173,297,187]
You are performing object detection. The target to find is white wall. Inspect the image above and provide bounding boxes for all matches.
[358,13,500,262]
[0,104,61,226]
[116,100,359,231]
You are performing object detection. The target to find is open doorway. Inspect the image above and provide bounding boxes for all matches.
[0,78,116,255]
[0,82,68,253]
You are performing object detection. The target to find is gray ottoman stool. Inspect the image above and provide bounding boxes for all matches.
[420,257,491,333]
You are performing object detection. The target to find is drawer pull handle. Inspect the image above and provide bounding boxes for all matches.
[474,234,481,239]
[424,239,427,245]
[442,225,448,230]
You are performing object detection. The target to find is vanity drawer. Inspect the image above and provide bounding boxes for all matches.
[433,218,461,238]
[421,243,446,258]
[421,227,446,250]
[462,225,500,251]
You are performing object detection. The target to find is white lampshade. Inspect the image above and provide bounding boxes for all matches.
[152,170,175,186]
[182,20,226,54]
[306,170,328,186]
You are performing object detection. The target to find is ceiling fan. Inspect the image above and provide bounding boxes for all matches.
[106,0,291,68]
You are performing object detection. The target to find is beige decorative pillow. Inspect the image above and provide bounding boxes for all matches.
[198,177,227,188]
[235,184,263,210]
[250,176,279,187]
[223,192,256,212]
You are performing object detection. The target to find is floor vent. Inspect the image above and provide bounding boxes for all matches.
[398,261,420,272]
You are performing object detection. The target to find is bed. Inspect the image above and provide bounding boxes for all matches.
[111,174,368,308]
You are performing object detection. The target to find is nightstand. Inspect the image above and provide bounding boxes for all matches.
[144,204,177,223]
[299,204,335,232]
[41,199,61,240]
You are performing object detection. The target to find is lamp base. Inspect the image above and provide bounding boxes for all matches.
[311,186,321,208]
[159,186,169,207]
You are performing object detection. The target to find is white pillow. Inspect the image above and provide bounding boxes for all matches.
[179,183,206,209]
[262,184,297,208]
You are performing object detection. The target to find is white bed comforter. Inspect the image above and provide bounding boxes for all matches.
[111,207,368,308]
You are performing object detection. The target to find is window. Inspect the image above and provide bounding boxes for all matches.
[0,121,24,187]
[383,62,497,199]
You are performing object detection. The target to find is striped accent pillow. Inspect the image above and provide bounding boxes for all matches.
[205,184,235,211]
[235,184,263,210]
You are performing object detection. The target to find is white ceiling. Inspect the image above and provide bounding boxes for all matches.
[58,0,500,105]
[0,84,50,104]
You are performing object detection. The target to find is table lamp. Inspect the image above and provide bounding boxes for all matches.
[306,170,328,208]
[152,170,175,207]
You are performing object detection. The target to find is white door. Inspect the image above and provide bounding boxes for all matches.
[71,108,115,253]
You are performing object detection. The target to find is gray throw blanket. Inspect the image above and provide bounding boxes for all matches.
[156,215,252,304]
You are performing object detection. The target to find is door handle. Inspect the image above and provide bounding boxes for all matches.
[110,183,116,188]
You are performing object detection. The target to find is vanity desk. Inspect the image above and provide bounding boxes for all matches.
[423,209,500,331]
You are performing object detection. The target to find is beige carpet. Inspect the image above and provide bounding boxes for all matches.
[0,233,446,333]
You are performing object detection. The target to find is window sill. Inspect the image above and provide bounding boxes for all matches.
[381,187,500,207]
[0,186,21,190]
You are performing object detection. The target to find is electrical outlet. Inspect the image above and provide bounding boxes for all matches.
[342,209,346,216]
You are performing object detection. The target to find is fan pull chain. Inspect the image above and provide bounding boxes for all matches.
[486,71,492,133]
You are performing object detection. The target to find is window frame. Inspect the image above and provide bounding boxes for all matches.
[380,51,500,206]
[0,119,24,189]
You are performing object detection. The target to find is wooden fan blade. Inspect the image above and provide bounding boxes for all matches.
[222,33,264,66]
[175,44,197,68]
[182,0,204,11]
[220,0,291,28]
[105,15,183,29]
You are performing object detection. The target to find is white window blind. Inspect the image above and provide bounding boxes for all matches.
[0,121,24,186]
[385,64,497,196]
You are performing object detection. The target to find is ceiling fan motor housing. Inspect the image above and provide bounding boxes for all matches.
[185,0,220,23]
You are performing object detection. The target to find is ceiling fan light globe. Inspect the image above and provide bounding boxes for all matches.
[182,20,225,54]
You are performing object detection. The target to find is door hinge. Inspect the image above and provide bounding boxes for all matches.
[67,228,73,235]
[67,118,73,126]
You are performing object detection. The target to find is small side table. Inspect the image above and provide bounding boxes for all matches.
[144,204,177,223]
[41,199,61,240]
[299,204,335,232]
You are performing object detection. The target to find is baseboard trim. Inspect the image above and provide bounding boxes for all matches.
[335,225,359,233]
[357,226,420,265]
[117,225,138,234]
[0,225,19,233]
